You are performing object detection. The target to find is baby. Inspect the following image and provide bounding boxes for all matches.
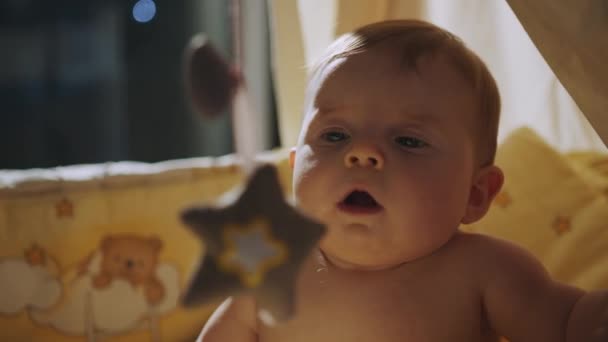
[197,19,608,341]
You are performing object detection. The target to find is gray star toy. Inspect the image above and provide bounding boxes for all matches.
[180,163,326,323]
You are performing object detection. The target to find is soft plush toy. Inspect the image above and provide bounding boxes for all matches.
[179,15,325,323]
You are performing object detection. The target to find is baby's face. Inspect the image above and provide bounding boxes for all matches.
[292,45,480,270]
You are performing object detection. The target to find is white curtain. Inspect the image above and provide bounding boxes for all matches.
[242,0,275,151]
[268,0,606,152]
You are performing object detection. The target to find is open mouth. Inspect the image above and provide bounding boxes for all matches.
[338,190,383,214]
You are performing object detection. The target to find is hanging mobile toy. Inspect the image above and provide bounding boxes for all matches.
[179,0,325,324]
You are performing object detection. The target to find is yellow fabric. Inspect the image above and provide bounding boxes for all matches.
[566,151,608,194]
[0,152,293,341]
[465,127,608,291]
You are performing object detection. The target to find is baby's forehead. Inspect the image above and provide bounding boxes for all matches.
[316,37,449,73]
[319,43,467,88]
[303,55,476,127]
[312,49,471,100]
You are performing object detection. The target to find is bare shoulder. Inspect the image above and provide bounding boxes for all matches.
[448,231,542,266]
[453,231,582,303]
[451,233,585,340]
[444,231,561,287]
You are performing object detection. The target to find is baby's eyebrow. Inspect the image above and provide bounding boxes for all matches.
[396,108,443,126]
[311,105,442,129]
[315,105,345,116]
[305,107,346,132]
[303,106,344,127]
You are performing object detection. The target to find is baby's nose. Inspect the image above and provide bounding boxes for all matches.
[344,144,384,170]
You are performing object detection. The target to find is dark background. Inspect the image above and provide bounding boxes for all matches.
[0,0,279,169]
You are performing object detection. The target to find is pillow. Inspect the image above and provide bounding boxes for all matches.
[464,127,608,291]
[565,151,608,195]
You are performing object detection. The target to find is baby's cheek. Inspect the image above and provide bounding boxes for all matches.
[293,151,336,217]
[294,183,326,222]
[293,153,318,180]
[293,186,316,217]
[292,163,315,201]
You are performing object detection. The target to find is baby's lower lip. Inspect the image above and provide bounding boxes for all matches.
[337,203,384,215]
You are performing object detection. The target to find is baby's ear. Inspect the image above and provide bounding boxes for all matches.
[289,147,296,169]
[461,165,504,224]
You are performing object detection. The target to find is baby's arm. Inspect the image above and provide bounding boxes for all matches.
[479,238,584,341]
[196,296,258,342]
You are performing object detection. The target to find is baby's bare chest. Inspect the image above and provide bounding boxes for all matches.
[259,261,497,342]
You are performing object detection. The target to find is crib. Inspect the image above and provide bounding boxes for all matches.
[1,0,607,341]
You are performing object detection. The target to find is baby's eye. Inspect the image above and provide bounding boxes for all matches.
[321,131,350,143]
[395,136,427,148]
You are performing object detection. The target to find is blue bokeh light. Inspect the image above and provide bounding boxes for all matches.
[132,0,156,23]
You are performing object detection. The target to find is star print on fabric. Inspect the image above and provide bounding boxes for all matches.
[552,215,572,235]
[494,190,512,208]
[180,164,326,323]
[218,218,288,288]
[55,198,74,218]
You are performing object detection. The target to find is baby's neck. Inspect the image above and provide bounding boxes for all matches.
[317,249,410,272]
[316,230,465,273]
